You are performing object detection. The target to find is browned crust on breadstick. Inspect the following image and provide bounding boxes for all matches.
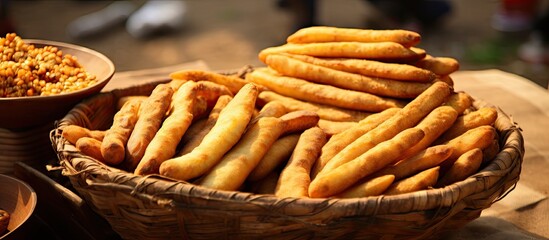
[287,26,421,47]
[246,68,406,112]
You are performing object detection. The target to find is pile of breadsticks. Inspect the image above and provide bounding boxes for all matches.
[62,26,499,199]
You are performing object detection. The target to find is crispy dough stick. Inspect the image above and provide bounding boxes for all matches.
[255,101,288,119]
[159,84,258,181]
[101,99,141,165]
[443,92,473,115]
[317,119,358,136]
[170,80,233,116]
[435,107,498,144]
[336,175,395,198]
[309,128,425,198]
[410,47,427,58]
[414,55,460,76]
[259,42,424,63]
[76,137,106,164]
[383,166,439,195]
[135,81,198,175]
[246,68,405,112]
[169,70,264,94]
[192,96,209,120]
[445,126,497,158]
[197,117,286,191]
[286,26,421,47]
[168,79,187,90]
[284,53,435,82]
[370,145,453,181]
[247,134,300,181]
[318,81,452,175]
[275,127,327,198]
[195,81,233,108]
[62,125,105,145]
[437,148,483,187]
[198,110,319,190]
[177,95,233,156]
[266,54,431,98]
[124,84,174,170]
[312,108,400,178]
[396,106,458,161]
[116,96,147,111]
[278,110,320,135]
[440,125,497,172]
[437,75,454,87]
[258,91,371,122]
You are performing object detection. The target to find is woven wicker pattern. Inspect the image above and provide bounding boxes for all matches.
[50,80,524,240]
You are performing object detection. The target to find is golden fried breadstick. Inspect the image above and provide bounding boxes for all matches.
[275,127,327,198]
[255,101,288,119]
[116,96,147,111]
[124,84,174,170]
[197,110,319,190]
[177,95,233,156]
[283,53,435,82]
[436,75,454,87]
[311,107,400,178]
[286,26,421,47]
[197,117,286,191]
[259,42,425,63]
[383,166,439,195]
[169,70,264,94]
[246,68,405,112]
[169,80,233,116]
[437,148,483,187]
[370,145,453,181]
[76,137,106,164]
[445,125,497,157]
[62,125,105,145]
[414,55,460,76]
[435,107,498,144]
[191,96,209,121]
[336,175,395,198]
[195,81,233,108]
[101,99,141,165]
[318,82,452,176]
[258,91,371,122]
[443,91,473,115]
[247,134,300,181]
[309,128,425,198]
[278,110,320,135]
[439,125,497,173]
[135,81,198,175]
[159,84,258,181]
[396,106,458,161]
[317,119,358,136]
[265,54,431,98]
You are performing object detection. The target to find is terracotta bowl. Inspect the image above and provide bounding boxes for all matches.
[0,39,115,130]
[0,174,37,239]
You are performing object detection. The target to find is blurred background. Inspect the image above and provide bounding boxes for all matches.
[2,0,549,88]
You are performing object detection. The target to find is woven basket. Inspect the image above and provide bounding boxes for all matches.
[50,77,524,240]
